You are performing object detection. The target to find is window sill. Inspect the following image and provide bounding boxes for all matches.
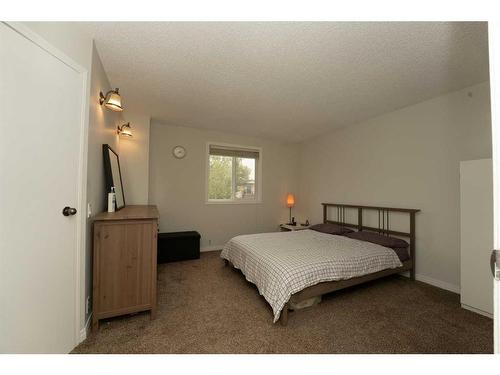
[205,199,262,205]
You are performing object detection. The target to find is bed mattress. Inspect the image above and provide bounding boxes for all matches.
[220,229,402,322]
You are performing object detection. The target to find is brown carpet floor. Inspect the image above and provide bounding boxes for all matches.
[73,251,493,354]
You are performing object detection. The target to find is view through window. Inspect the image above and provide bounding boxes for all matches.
[208,144,259,201]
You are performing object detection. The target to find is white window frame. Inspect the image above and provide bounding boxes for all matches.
[205,142,262,204]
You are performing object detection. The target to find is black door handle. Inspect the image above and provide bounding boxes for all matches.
[62,206,77,216]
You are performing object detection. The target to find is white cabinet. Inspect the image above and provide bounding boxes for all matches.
[460,159,493,317]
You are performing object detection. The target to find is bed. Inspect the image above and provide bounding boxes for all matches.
[220,203,420,325]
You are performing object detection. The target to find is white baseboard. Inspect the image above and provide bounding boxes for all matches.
[400,271,460,293]
[461,304,493,318]
[79,313,92,343]
[405,273,460,294]
[415,273,460,294]
[201,245,224,252]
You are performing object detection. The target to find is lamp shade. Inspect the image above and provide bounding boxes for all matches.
[286,193,295,208]
[117,122,133,137]
[104,90,123,111]
[120,126,132,137]
[100,88,123,112]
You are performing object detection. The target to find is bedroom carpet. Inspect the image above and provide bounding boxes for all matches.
[73,251,492,354]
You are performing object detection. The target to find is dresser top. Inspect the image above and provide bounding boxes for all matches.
[94,205,159,221]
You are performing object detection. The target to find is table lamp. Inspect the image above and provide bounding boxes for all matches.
[286,193,295,225]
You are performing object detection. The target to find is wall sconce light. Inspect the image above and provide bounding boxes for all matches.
[99,88,123,112]
[117,122,133,137]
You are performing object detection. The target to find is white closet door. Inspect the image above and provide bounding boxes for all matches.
[460,159,494,316]
[0,23,84,353]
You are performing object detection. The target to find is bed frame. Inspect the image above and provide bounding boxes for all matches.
[278,203,420,325]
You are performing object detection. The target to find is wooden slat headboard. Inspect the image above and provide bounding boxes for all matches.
[322,203,420,280]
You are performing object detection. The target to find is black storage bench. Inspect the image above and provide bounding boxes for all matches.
[157,231,201,263]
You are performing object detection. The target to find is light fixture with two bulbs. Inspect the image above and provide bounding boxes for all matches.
[99,88,133,138]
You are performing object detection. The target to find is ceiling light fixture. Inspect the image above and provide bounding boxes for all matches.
[99,88,123,112]
[117,122,133,137]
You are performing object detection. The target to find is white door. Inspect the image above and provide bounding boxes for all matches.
[490,22,500,354]
[0,23,84,353]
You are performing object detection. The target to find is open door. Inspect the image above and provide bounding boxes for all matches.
[490,22,500,354]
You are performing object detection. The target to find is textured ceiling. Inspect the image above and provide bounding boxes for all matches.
[77,22,489,143]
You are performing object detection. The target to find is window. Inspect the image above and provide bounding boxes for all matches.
[207,143,261,203]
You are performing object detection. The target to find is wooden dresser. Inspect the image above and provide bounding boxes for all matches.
[92,205,159,330]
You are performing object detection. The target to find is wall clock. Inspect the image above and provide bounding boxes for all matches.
[172,145,186,159]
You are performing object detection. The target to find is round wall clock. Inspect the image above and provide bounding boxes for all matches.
[172,145,186,159]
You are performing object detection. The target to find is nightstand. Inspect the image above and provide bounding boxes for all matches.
[280,224,310,232]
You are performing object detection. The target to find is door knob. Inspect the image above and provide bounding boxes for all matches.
[491,250,500,280]
[62,206,77,216]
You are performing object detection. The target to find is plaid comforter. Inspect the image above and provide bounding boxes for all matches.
[220,229,402,322]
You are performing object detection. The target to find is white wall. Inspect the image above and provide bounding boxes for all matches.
[149,122,299,249]
[298,81,492,291]
[85,43,124,324]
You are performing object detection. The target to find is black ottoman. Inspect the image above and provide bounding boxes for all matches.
[157,231,201,263]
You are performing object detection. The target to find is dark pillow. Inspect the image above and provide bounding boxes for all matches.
[309,223,354,235]
[344,231,409,250]
[392,247,410,262]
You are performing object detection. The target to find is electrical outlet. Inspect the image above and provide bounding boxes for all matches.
[87,203,92,218]
[86,296,91,315]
